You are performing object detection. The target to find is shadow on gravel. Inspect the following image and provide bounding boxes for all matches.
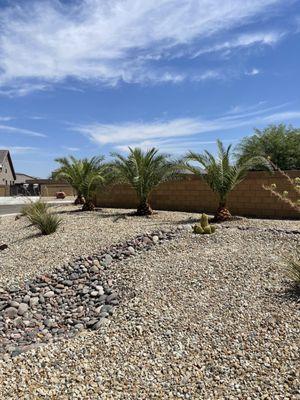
[176,216,200,225]
[275,283,300,304]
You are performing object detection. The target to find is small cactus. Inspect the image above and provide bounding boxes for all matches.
[193,213,216,235]
[194,225,204,234]
[200,213,209,229]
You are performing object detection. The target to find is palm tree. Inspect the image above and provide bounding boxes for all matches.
[52,156,109,211]
[111,147,178,215]
[182,140,271,221]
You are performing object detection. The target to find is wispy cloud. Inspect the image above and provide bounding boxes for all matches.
[0,116,14,122]
[0,0,286,90]
[0,125,46,137]
[115,138,238,154]
[0,83,49,97]
[192,31,284,58]
[0,146,38,155]
[62,146,80,152]
[245,68,261,76]
[74,103,300,150]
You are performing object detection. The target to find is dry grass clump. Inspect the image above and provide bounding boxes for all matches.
[21,200,61,235]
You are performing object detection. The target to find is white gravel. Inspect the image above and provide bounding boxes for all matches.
[0,216,299,399]
[0,205,201,287]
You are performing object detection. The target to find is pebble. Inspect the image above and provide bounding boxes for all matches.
[44,291,55,298]
[4,307,18,319]
[29,297,39,307]
[17,303,29,316]
[0,226,182,358]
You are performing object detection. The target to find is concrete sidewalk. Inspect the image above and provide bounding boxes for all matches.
[0,197,75,216]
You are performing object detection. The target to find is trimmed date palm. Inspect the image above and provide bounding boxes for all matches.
[183,140,270,221]
[53,156,109,211]
[111,147,178,216]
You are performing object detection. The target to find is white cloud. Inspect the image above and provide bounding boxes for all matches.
[0,146,38,155]
[0,0,285,90]
[245,68,260,76]
[0,125,46,137]
[0,116,14,122]
[115,138,238,154]
[62,146,80,152]
[0,83,49,97]
[74,104,300,149]
[192,31,284,58]
[261,111,300,122]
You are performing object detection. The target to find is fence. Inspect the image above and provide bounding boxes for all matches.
[94,170,300,219]
[40,184,75,197]
[0,185,10,196]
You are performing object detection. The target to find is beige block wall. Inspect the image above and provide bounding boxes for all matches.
[94,171,300,219]
[40,184,75,197]
[0,185,9,196]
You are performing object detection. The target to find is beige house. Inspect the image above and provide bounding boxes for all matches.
[15,172,35,184]
[0,150,16,187]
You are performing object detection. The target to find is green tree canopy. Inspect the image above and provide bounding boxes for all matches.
[235,124,300,170]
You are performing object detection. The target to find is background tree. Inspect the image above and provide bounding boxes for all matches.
[53,156,109,211]
[111,147,178,215]
[235,124,300,170]
[182,140,270,221]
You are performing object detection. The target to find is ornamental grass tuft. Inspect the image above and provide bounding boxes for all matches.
[21,200,61,235]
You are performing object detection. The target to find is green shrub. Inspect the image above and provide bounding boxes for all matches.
[286,251,300,293]
[28,211,61,235]
[21,200,50,219]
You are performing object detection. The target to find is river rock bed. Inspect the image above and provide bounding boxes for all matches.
[0,227,185,359]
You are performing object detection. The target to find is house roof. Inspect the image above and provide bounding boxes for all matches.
[0,150,16,180]
[15,173,36,184]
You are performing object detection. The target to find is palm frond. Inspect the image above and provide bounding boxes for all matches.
[183,140,271,204]
[111,147,179,202]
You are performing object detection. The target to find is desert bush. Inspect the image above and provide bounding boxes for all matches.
[263,165,300,292]
[28,211,61,235]
[21,200,61,235]
[286,253,300,292]
[263,166,300,212]
[21,200,50,219]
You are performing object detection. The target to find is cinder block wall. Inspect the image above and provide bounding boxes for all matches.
[40,184,75,197]
[0,185,9,196]
[94,171,300,218]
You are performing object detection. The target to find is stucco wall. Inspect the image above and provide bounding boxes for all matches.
[0,185,9,196]
[40,184,75,197]
[94,171,300,219]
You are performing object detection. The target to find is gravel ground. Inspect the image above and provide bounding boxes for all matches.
[0,217,299,399]
[0,206,202,287]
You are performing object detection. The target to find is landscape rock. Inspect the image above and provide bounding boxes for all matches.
[0,226,183,358]
[4,307,18,319]
[44,291,55,298]
[17,303,29,316]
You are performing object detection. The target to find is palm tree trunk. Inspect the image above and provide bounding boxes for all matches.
[82,199,95,211]
[74,194,85,205]
[214,201,231,222]
[136,199,153,216]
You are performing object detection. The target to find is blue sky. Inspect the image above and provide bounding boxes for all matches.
[0,0,300,177]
